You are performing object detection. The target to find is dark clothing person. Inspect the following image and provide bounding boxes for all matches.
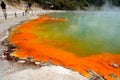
[1,1,6,9]
[1,1,7,19]
[28,3,32,9]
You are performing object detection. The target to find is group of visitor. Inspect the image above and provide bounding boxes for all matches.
[0,0,32,19]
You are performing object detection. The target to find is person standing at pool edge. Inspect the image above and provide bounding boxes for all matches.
[1,1,7,19]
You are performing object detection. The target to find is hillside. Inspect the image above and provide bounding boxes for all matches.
[5,0,120,10]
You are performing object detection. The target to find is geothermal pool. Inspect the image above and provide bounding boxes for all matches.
[33,12,120,56]
[9,12,120,80]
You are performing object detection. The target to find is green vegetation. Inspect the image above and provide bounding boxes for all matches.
[7,0,120,10]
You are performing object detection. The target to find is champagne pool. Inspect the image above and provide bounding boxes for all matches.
[33,12,120,56]
[9,12,120,80]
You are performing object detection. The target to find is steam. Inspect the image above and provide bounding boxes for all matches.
[65,1,120,54]
[100,0,120,11]
[85,0,120,11]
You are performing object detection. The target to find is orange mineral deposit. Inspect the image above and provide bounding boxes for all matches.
[9,15,120,80]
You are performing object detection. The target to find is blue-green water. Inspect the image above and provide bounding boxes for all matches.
[34,12,120,56]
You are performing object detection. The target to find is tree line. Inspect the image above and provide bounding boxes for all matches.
[7,0,120,10]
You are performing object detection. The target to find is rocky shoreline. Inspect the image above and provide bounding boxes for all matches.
[2,39,54,67]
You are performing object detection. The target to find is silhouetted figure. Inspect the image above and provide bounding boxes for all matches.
[1,1,7,19]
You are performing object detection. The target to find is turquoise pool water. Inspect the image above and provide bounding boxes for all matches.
[34,12,120,56]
